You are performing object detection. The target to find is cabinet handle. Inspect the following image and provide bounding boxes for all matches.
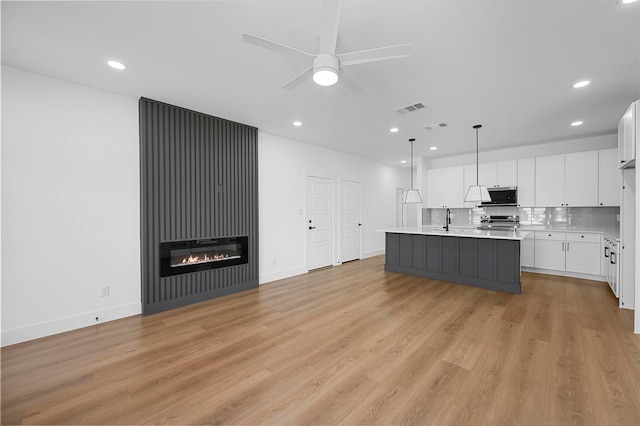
[562,242,565,251]
[567,242,570,251]
[610,252,616,265]
[604,246,610,257]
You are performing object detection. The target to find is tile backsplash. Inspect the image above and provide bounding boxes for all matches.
[424,206,619,234]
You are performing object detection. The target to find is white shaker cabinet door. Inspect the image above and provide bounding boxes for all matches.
[564,233,601,276]
[517,157,535,207]
[496,160,518,187]
[565,150,598,207]
[535,155,564,207]
[598,148,620,206]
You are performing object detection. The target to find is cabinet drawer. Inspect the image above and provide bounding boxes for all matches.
[535,231,565,241]
[565,232,600,243]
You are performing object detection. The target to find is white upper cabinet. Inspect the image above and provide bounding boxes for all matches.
[565,150,599,207]
[427,149,614,209]
[535,154,565,207]
[618,101,637,169]
[478,162,497,187]
[475,160,518,188]
[517,158,535,207]
[598,148,620,206]
[535,152,598,207]
[426,166,463,209]
[496,160,518,187]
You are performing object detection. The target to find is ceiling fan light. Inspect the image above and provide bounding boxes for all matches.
[313,68,338,86]
[312,53,339,86]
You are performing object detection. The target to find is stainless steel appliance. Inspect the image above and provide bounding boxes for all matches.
[479,186,517,206]
[477,215,520,231]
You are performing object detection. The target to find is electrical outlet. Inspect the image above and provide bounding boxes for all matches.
[100,285,110,297]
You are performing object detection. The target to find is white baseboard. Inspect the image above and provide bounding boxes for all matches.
[1,302,141,347]
[362,248,384,259]
[522,267,605,282]
[259,266,308,285]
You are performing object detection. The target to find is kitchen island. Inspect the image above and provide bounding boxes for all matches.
[380,227,530,294]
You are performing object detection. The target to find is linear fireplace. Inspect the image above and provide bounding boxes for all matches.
[160,237,248,277]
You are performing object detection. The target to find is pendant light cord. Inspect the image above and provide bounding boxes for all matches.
[473,124,482,185]
[409,138,416,190]
[476,127,479,185]
[410,139,414,189]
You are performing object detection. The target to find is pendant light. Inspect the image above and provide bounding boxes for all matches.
[464,124,491,203]
[403,138,423,204]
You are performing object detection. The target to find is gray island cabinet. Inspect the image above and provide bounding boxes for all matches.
[381,227,530,294]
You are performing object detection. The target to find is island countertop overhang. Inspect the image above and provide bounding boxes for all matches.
[377,226,530,241]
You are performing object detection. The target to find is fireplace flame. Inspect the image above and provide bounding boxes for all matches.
[172,252,241,268]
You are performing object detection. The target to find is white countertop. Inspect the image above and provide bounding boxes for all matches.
[378,226,530,241]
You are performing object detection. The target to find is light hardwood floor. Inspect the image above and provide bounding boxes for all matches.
[2,255,640,425]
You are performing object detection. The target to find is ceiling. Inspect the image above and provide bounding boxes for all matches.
[2,1,639,166]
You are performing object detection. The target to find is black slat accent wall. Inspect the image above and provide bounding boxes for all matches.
[139,98,258,315]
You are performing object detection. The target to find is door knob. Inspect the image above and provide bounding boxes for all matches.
[309,226,316,230]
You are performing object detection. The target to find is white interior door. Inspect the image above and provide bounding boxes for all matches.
[341,180,361,263]
[307,176,333,270]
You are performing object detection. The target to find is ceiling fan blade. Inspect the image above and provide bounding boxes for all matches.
[243,33,314,57]
[338,44,411,67]
[283,67,313,89]
[318,0,341,55]
[339,68,363,94]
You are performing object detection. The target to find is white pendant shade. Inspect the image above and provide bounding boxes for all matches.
[403,188,423,204]
[464,124,490,204]
[402,138,422,204]
[464,185,491,203]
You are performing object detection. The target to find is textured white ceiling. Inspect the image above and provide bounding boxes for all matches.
[2,1,639,165]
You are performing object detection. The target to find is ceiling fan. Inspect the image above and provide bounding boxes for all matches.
[242,0,410,92]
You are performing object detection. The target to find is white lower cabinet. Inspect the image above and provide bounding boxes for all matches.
[602,235,620,298]
[534,232,566,270]
[564,232,601,275]
[533,231,600,276]
[521,233,535,267]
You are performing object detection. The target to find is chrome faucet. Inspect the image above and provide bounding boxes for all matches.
[444,208,451,231]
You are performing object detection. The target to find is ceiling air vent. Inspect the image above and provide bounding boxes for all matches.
[394,102,426,114]
[423,122,448,131]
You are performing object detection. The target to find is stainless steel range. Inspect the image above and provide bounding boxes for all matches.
[477,215,520,231]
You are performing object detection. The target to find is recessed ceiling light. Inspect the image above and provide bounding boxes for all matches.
[572,80,590,88]
[107,60,127,70]
[390,127,399,133]
[571,121,583,126]
[430,146,438,151]
[293,121,302,127]
[401,160,407,164]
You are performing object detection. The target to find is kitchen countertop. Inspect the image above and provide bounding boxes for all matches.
[378,226,530,241]
[420,225,619,240]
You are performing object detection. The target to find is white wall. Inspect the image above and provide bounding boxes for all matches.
[258,131,407,284]
[1,66,141,345]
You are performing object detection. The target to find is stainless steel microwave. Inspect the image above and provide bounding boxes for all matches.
[480,186,517,206]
